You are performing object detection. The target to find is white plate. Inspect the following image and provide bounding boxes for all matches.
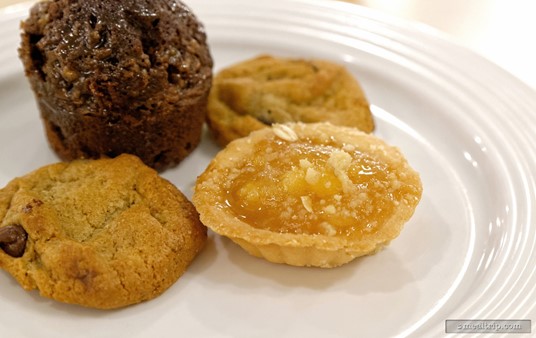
[1,1,535,337]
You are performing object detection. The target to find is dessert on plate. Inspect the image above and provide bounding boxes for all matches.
[19,0,213,170]
[193,123,422,268]
[0,154,206,309]
[206,55,374,146]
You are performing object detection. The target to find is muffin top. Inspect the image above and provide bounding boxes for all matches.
[19,0,213,115]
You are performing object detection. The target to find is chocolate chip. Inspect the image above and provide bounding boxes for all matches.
[0,225,28,258]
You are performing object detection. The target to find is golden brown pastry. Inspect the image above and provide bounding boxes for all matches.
[193,123,422,268]
[0,154,206,309]
[206,55,374,146]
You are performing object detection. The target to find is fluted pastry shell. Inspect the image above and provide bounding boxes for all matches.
[193,122,422,268]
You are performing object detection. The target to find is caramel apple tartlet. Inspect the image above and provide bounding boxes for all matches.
[193,123,422,268]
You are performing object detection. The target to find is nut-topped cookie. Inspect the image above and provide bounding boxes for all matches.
[0,154,206,309]
[194,123,422,268]
[206,55,374,146]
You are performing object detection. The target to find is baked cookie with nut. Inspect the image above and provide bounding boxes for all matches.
[206,55,374,146]
[0,154,206,309]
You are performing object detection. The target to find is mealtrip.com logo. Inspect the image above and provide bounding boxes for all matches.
[445,319,531,334]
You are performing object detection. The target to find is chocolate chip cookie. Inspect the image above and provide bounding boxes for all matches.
[206,55,374,146]
[0,154,206,309]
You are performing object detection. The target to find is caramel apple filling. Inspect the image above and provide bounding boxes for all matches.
[226,139,418,239]
[194,123,422,267]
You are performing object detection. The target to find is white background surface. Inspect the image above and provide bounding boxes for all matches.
[359,0,536,89]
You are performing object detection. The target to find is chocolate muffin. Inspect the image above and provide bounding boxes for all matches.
[19,0,213,170]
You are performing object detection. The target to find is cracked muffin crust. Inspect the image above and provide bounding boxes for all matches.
[206,55,374,146]
[19,0,213,170]
[0,154,206,309]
